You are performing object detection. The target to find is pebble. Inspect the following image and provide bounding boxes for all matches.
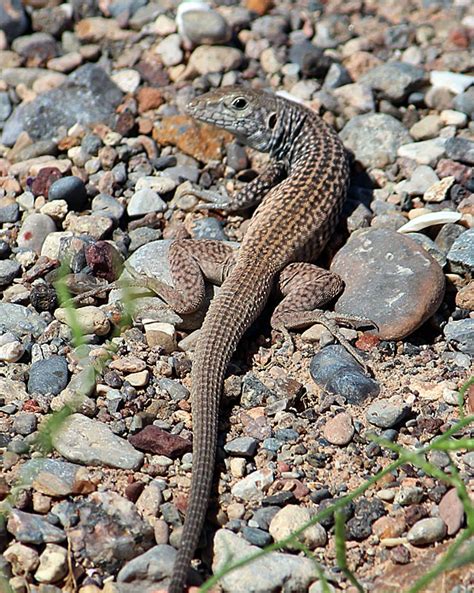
[48,176,88,211]
[111,68,140,93]
[179,9,231,46]
[409,115,442,141]
[445,137,474,165]
[444,319,474,355]
[439,488,464,535]
[407,517,447,545]
[430,70,474,95]
[129,425,191,458]
[212,529,317,593]
[440,109,468,127]
[242,526,272,547]
[12,412,37,436]
[127,188,167,216]
[27,356,69,396]
[231,468,274,501]
[91,193,125,222]
[366,400,410,429]
[3,542,39,575]
[340,113,411,169]
[323,412,354,445]
[188,45,244,76]
[192,217,227,240]
[453,86,474,117]
[7,509,66,545]
[331,228,445,340]
[144,321,178,353]
[0,302,47,338]
[35,543,68,583]
[423,175,455,203]
[447,229,474,274]
[0,260,20,286]
[346,497,386,541]
[19,458,95,497]
[0,0,28,42]
[269,505,327,550]
[52,413,144,470]
[395,486,424,506]
[359,62,424,102]
[155,34,183,68]
[397,138,447,166]
[55,305,110,336]
[117,544,187,584]
[310,345,380,404]
[224,436,258,457]
[17,213,56,254]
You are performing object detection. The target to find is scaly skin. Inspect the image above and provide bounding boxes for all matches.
[168,86,350,593]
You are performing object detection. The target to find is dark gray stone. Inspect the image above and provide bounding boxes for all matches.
[447,229,474,274]
[7,509,66,544]
[359,62,425,103]
[242,526,273,547]
[1,64,123,146]
[0,92,12,122]
[0,259,20,286]
[0,0,28,42]
[407,233,447,267]
[445,137,474,166]
[12,412,37,436]
[28,356,69,395]
[323,62,352,89]
[48,176,88,211]
[91,193,125,222]
[444,319,474,355]
[0,303,47,337]
[310,345,380,404]
[224,437,258,457]
[435,223,465,253]
[453,87,474,118]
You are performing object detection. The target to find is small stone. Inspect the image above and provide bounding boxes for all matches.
[366,400,409,428]
[323,412,354,445]
[424,176,455,203]
[155,34,183,68]
[127,188,167,216]
[439,488,464,536]
[20,458,95,497]
[17,213,56,254]
[179,9,231,46]
[7,509,65,545]
[231,468,274,502]
[85,241,123,283]
[310,345,380,404]
[397,138,447,166]
[48,176,88,211]
[242,526,272,547]
[445,137,474,165]
[13,412,37,436]
[0,0,28,42]
[28,356,69,396]
[55,306,110,336]
[331,228,445,340]
[409,115,442,141]
[111,69,140,93]
[440,109,468,127]
[269,505,327,550]
[346,497,386,541]
[372,515,406,539]
[340,113,411,169]
[0,259,20,286]
[395,486,424,506]
[407,517,447,545]
[456,282,474,311]
[334,83,375,115]
[0,303,47,337]
[444,319,474,355]
[188,45,244,76]
[144,322,177,353]
[3,542,39,575]
[453,86,474,117]
[129,425,191,458]
[192,217,227,241]
[52,413,143,470]
[359,62,425,102]
[447,229,474,274]
[430,70,474,95]
[35,543,68,583]
[224,437,258,457]
[91,193,124,222]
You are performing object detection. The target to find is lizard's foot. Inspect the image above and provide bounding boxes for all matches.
[184,188,235,212]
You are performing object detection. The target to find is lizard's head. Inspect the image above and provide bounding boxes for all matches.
[186,86,280,152]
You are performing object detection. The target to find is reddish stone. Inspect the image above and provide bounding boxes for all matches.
[23,399,42,412]
[30,167,62,198]
[356,333,380,351]
[467,383,474,415]
[115,111,136,136]
[137,87,164,113]
[404,504,428,527]
[436,159,472,186]
[439,488,464,535]
[390,544,411,565]
[135,59,170,86]
[129,425,192,458]
[85,241,123,282]
[447,28,469,49]
[245,0,273,15]
[125,481,145,502]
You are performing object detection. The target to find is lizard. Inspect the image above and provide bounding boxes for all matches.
[152,86,374,592]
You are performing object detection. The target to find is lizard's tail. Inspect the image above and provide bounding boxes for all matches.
[168,264,274,593]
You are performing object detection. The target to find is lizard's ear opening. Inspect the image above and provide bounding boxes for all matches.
[267,112,277,129]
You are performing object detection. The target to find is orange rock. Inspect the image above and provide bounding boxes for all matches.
[372,515,406,539]
[356,333,380,351]
[137,87,164,113]
[246,0,273,15]
[343,51,382,80]
[153,114,233,163]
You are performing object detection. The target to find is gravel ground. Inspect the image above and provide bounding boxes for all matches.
[0,1,473,593]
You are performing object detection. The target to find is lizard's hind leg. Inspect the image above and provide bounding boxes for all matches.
[272,262,375,369]
[125,239,237,315]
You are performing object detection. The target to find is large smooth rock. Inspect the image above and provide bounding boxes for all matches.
[331,228,445,340]
[1,64,122,146]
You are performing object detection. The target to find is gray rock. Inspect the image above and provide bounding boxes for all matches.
[28,356,69,396]
[340,113,411,169]
[435,223,465,253]
[407,233,447,268]
[331,228,445,340]
[0,92,12,121]
[310,345,380,404]
[445,137,474,166]
[91,193,125,222]
[447,229,473,274]
[13,412,37,436]
[453,87,474,118]
[323,62,352,89]
[48,176,88,211]
[231,468,274,502]
[212,529,318,593]
[108,0,147,18]
[192,217,227,240]
[0,201,20,223]
[407,517,446,545]
[0,0,28,42]
[180,9,231,46]
[0,260,20,286]
[366,400,410,428]
[158,377,190,401]
[128,227,161,252]
[269,505,326,550]
[7,509,66,545]
[52,413,144,470]
[1,64,123,146]
[19,458,93,496]
[242,526,272,547]
[444,319,474,355]
[224,437,258,457]
[17,213,56,254]
[127,189,167,216]
[399,165,439,196]
[359,62,425,103]
[188,45,244,76]
[0,303,47,337]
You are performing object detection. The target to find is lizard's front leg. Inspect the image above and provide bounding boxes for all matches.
[272,262,375,370]
[190,159,287,212]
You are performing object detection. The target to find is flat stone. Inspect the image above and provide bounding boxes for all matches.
[447,229,474,274]
[323,412,354,445]
[179,8,231,46]
[445,137,474,165]
[231,468,274,502]
[17,213,56,254]
[269,505,327,550]
[212,529,318,593]
[340,113,411,169]
[129,425,191,458]
[28,355,69,396]
[430,70,474,95]
[0,303,47,338]
[188,45,243,75]
[52,413,143,470]
[366,400,410,428]
[35,543,68,583]
[359,62,425,102]
[55,306,110,336]
[7,509,66,545]
[127,188,167,216]
[407,517,446,546]
[310,345,380,404]
[409,115,442,141]
[444,319,474,355]
[20,458,95,497]
[224,437,258,457]
[331,228,445,340]
[0,259,20,286]
[423,176,455,203]
[397,138,447,166]
[439,488,464,535]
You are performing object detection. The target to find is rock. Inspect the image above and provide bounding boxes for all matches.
[55,306,110,336]
[91,193,125,222]
[269,505,327,550]
[155,34,183,68]
[323,62,352,89]
[0,0,28,42]
[331,228,445,340]
[179,9,231,46]
[192,217,227,240]
[310,345,380,404]
[423,176,455,203]
[0,200,19,223]
[407,517,446,545]
[137,87,164,112]
[438,488,464,536]
[447,229,474,274]
[136,175,178,194]
[231,468,274,501]
[366,400,410,428]
[0,303,47,338]
[0,259,20,286]
[430,70,474,95]
[445,137,474,165]
[153,114,233,163]
[453,86,474,117]
[129,425,191,458]
[340,113,411,169]
[35,544,68,583]
[409,115,442,141]
[400,165,439,196]
[28,356,69,396]
[48,176,88,211]
[346,497,386,541]
[127,188,167,216]
[359,62,425,102]
[440,109,468,127]
[395,486,424,505]
[7,510,66,545]
[333,83,375,115]
[13,412,37,435]
[17,213,56,254]
[67,491,154,572]
[52,413,144,470]
[397,138,447,166]
[111,68,141,93]
[144,322,177,353]
[406,233,446,267]
[456,282,474,311]
[188,45,244,76]
[19,458,95,497]
[3,542,39,575]
[323,412,354,445]
[224,437,258,457]
[1,64,122,146]
[212,529,318,593]
[444,319,474,355]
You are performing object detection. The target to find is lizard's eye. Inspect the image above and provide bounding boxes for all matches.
[231,97,248,110]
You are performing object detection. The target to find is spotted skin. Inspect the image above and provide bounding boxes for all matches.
[164,87,351,593]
